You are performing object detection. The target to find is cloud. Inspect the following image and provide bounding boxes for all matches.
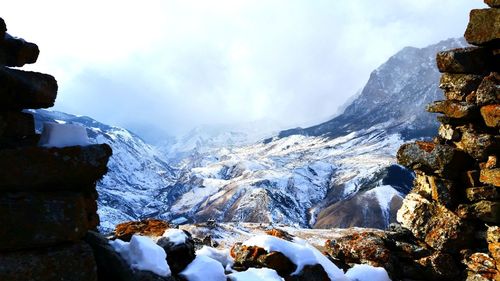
[2,0,484,138]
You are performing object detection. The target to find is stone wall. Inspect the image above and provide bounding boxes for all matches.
[325,2,499,280]
[0,18,112,280]
[396,1,500,280]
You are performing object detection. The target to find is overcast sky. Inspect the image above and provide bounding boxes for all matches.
[3,0,483,140]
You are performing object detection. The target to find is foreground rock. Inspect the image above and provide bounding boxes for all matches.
[0,33,39,67]
[0,144,111,190]
[464,8,500,46]
[0,67,58,110]
[0,192,89,251]
[85,231,177,281]
[324,227,461,280]
[0,242,97,281]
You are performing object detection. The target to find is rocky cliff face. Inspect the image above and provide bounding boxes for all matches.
[279,38,468,140]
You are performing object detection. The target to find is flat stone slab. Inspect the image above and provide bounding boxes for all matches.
[0,242,97,281]
[397,141,469,178]
[0,192,88,251]
[465,8,500,46]
[0,144,111,191]
[427,100,478,119]
[0,67,57,110]
[0,33,39,67]
[436,47,496,74]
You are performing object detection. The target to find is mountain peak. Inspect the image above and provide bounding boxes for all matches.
[279,37,468,140]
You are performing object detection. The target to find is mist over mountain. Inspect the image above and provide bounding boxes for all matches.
[279,38,468,140]
[30,38,468,231]
[156,38,468,230]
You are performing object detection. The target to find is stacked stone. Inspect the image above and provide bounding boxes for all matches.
[0,18,112,281]
[396,1,500,280]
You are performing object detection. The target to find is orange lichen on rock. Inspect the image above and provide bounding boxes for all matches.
[114,219,170,241]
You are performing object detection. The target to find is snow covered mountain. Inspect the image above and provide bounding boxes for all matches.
[32,110,177,231]
[28,38,469,231]
[279,38,468,140]
[157,38,468,229]
[159,120,281,164]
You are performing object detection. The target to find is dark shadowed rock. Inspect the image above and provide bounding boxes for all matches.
[465,170,482,187]
[454,127,499,161]
[0,111,35,137]
[285,264,330,281]
[0,144,111,191]
[157,230,196,274]
[0,242,97,281]
[416,251,460,280]
[83,191,100,230]
[466,186,499,202]
[476,72,500,106]
[397,141,469,178]
[0,18,6,39]
[84,231,177,281]
[0,33,39,67]
[0,192,88,251]
[465,8,500,47]
[439,73,484,101]
[0,67,57,110]
[427,100,478,119]
[397,192,473,251]
[231,243,297,277]
[412,171,456,208]
[114,219,170,242]
[436,47,496,74]
[480,104,500,128]
[457,201,500,223]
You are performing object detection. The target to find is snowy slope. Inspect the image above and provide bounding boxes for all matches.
[25,38,468,231]
[32,110,177,232]
[157,38,468,229]
[159,124,413,229]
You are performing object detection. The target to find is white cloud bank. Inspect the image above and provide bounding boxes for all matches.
[2,0,484,138]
